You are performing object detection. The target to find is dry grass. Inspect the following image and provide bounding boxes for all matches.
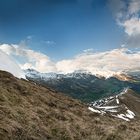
[0,70,140,140]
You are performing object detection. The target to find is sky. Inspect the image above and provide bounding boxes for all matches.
[0,0,124,59]
[0,0,140,76]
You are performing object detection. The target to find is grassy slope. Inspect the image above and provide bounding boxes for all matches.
[0,70,140,140]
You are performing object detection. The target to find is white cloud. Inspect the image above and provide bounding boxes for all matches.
[56,48,140,77]
[1,44,140,77]
[0,44,57,73]
[83,48,94,53]
[108,0,140,47]
[0,50,24,78]
[122,17,140,36]
[128,0,140,15]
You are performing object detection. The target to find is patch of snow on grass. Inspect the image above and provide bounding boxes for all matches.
[117,114,130,121]
[120,87,129,95]
[106,109,118,113]
[126,110,135,119]
[116,98,119,104]
[88,107,101,113]
[96,106,119,109]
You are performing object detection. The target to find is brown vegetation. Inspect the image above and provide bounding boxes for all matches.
[0,70,140,140]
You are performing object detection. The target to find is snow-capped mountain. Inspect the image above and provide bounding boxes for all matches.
[25,69,93,80]
[25,69,58,79]
[25,68,140,81]
[24,69,140,102]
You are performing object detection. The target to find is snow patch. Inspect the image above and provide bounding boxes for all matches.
[96,106,119,109]
[116,114,130,121]
[111,109,136,121]
[88,107,101,113]
[116,97,119,104]
[89,88,136,122]
[106,109,118,113]
[120,87,129,95]
[126,110,135,119]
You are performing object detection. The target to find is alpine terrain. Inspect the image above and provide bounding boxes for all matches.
[25,69,140,102]
[1,0,140,139]
[0,70,140,140]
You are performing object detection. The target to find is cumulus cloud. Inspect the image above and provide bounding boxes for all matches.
[122,17,140,36]
[0,44,56,73]
[128,0,140,15]
[108,0,140,47]
[1,44,140,77]
[56,48,140,77]
[0,50,24,78]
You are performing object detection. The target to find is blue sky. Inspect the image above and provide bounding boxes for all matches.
[0,0,125,60]
[0,0,140,75]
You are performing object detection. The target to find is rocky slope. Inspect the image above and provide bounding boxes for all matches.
[0,70,140,140]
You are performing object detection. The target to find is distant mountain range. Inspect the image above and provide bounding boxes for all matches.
[25,69,140,102]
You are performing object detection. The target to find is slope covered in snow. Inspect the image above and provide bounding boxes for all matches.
[89,88,140,121]
[0,50,24,78]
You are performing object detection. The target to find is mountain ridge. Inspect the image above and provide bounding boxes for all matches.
[24,68,137,81]
[25,69,140,102]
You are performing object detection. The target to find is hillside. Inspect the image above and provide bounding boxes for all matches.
[0,70,140,140]
[89,88,140,121]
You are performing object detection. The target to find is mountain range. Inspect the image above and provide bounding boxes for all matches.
[25,69,140,102]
